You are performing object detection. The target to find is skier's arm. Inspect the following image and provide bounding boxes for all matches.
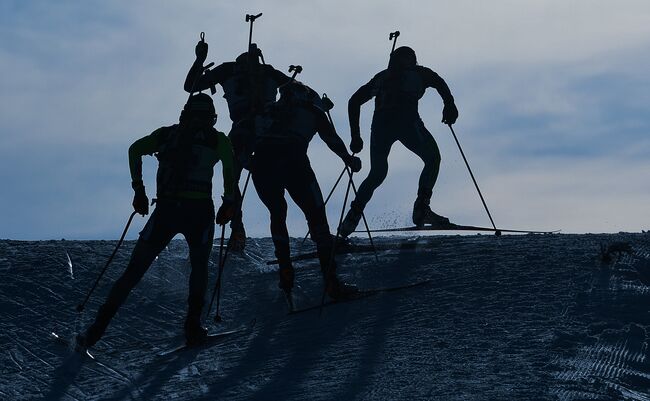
[421,67,458,124]
[348,79,375,140]
[128,128,165,216]
[184,61,230,93]
[128,128,164,187]
[315,108,360,172]
[216,132,235,198]
[316,111,348,161]
[421,67,454,104]
[268,66,292,86]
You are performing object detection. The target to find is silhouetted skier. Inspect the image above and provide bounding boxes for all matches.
[76,94,236,349]
[252,81,361,300]
[338,46,459,237]
[185,40,291,251]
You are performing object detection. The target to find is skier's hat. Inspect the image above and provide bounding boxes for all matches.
[183,93,216,116]
[388,46,417,69]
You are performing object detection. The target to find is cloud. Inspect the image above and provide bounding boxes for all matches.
[1,1,649,239]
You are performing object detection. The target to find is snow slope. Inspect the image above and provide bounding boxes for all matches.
[1,233,650,400]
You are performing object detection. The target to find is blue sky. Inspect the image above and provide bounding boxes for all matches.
[1,0,649,239]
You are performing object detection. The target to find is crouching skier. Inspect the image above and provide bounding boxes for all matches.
[76,94,236,350]
[185,40,291,252]
[339,46,459,237]
[252,81,362,304]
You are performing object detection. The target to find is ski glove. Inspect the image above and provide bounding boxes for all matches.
[216,196,236,225]
[346,155,362,173]
[350,136,363,154]
[320,96,334,111]
[132,186,149,216]
[442,103,458,125]
[195,41,208,63]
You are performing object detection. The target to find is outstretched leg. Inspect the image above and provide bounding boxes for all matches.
[228,120,255,251]
[83,207,176,346]
[251,152,294,291]
[339,124,395,237]
[286,155,357,299]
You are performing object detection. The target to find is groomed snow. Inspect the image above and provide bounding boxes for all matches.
[1,233,649,400]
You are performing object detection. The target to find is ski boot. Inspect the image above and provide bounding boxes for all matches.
[338,202,363,238]
[184,318,208,346]
[228,225,246,252]
[325,275,359,301]
[413,197,450,227]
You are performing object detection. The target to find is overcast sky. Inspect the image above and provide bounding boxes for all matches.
[1,0,649,239]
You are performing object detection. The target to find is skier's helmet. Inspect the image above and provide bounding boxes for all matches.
[279,80,320,106]
[235,43,264,65]
[388,46,417,70]
[180,93,217,125]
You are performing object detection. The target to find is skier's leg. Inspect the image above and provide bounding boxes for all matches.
[399,118,448,225]
[339,124,395,237]
[251,155,293,291]
[353,129,395,209]
[84,207,176,346]
[228,120,254,251]
[287,156,356,298]
[228,161,247,250]
[285,156,333,273]
[182,200,215,343]
[399,118,441,195]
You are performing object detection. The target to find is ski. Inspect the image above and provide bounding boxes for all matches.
[50,331,96,360]
[157,318,257,357]
[267,240,438,265]
[356,223,559,235]
[289,279,432,315]
[50,330,133,383]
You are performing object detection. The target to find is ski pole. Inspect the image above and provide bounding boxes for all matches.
[321,97,378,261]
[205,224,226,318]
[389,31,400,54]
[447,124,500,235]
[300,165,347,245]
[343,164,379,262]
[246,13,263,48]
[76,211,137,312]
[319,165,355,316]
[208,171,252,322]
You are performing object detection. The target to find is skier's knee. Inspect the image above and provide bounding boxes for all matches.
[309,223,332,245]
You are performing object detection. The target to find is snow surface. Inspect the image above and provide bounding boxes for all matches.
[1,233,650,400]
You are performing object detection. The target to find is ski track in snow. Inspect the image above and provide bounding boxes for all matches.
[1,234,650,400]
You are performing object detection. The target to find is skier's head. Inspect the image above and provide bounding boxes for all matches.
[278,80,320,106]
[180,93,217,127]
[236,43,264,66]
[388,46,417,70]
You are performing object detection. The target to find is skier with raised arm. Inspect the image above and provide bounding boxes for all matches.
[185,40,291,251]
